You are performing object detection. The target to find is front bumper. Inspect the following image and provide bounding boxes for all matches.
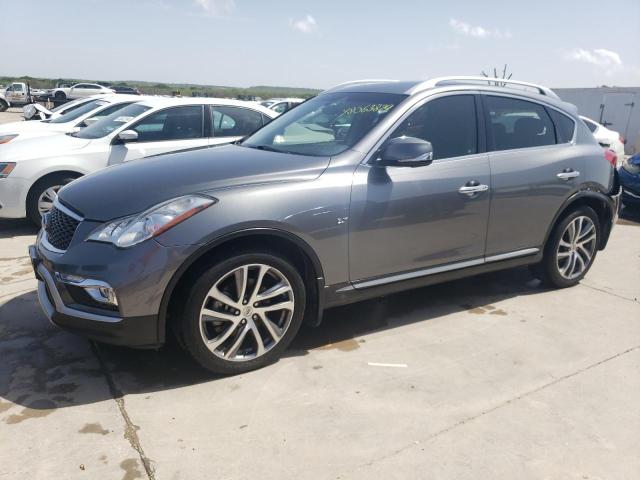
[30,229,198,348]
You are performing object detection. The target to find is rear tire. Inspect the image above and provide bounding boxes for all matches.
[179,251,306,375]
[536,206,600,288]
[26,174,78,226]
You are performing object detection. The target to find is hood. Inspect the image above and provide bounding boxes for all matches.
[58,144,331,221]
[0,133,91,162]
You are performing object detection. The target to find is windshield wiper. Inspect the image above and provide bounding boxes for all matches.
[243,144,281,153]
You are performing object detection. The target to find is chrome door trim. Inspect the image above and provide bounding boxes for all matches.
[484,248,540,263]
[352,248,540,290]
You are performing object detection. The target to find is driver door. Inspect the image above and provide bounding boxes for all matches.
[348,93,491,283]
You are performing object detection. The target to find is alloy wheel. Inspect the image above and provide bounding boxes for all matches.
[199,263,295,362]
[556,215,597,280]
[37,186,62,215]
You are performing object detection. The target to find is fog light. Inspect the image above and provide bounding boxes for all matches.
[55,272,118,307]
[85,286,118,306]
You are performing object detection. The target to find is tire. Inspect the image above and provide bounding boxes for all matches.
[54,91,66,101]
[536,206,600,288]
[0,100,8,112]
[26,174,78,226]
[179,251,307,375]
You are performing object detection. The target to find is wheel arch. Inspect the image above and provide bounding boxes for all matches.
[26,170,85,200]
[543,190,616,251]
[158,228,326,345]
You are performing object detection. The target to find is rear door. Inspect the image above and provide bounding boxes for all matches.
[349,93,491,282]
[482,94,582,257]
[209,105,267,145]
[106,105,207,165]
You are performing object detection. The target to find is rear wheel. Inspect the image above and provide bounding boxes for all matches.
[26,174,78,226]
[179,252,306,375]
[536,206,600,288]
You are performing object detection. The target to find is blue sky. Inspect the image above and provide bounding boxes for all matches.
[2,0,639,89]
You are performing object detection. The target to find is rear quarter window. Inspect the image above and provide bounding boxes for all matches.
[548,109,576,143]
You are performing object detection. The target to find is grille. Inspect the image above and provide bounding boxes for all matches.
[45,206,80,251]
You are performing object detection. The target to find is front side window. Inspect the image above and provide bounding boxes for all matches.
[49,99,108,124]
[211,106,264,137]
[74,103,151,139]
[130,105,204,142]
[389,95,478,160]
[485,96,555,150]
[242,92,406,156]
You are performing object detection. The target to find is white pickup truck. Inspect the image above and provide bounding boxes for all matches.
[50,83,115,101]
[0,82,48,111]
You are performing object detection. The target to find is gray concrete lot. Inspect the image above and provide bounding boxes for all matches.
[0,108,639,479]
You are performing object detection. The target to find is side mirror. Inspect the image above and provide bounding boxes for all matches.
[376,136,433,167]
[117,130,138,143]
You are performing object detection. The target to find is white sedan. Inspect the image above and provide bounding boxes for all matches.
[0,97,275,224]
[581,116,626,165]
[0,95,142,144]
[51,83,115,101]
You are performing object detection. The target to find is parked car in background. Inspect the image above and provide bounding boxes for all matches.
[581,116,625,165]
[0,97,276,224]
[112,86,141,95]
[0,95,141,144]
[0,82,48,111]
[619,152,640,209]
[28,77,620,375]
[260,97,305,115]
[51,83,115,101]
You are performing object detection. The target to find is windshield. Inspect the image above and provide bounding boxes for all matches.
[49,99,108,124]
[50,97,91,114]
[243,92,406,156]
[74,103,151,139]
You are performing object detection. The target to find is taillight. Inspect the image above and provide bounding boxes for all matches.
[604,149,617,167]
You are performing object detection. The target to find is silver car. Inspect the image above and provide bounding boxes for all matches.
[30,77,621,375]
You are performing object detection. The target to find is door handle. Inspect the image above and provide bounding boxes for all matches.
[458,182,489,196]
[557,169,580,180]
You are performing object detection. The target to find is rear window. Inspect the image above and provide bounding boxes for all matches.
[485,96,555,151]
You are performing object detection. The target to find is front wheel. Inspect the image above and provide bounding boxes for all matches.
[54,91,66,101]
[536,206,600,288]
[26,174,77,226]
[179,252,306,375]
[0,100,8,112]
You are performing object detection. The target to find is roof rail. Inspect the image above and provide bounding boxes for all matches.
[323,79,398,94]
[409,76,560,99]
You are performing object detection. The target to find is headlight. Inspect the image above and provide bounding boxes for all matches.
[622,155,640,175]
[0,162,16,178]
[0,134,18,144]
[88,195,216,248]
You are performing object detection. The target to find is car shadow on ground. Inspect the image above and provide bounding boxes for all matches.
[0,219,38,239]
[0,208,637,415]
[0,265,547,414]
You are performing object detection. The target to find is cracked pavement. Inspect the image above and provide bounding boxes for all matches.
[0,108,639,479]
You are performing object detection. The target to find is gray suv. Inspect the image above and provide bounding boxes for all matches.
[30,77,621,374]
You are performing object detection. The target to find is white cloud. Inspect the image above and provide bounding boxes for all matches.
[449,18,511,39]
[193,0,235,16]
[290,14,317,34]
[566,48,622,67]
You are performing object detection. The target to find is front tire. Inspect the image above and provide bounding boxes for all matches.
[179,252,306,375]
[537,206,600,288]
[0,100,8,112]
[26,174,77,226]
[54,91,66,101]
